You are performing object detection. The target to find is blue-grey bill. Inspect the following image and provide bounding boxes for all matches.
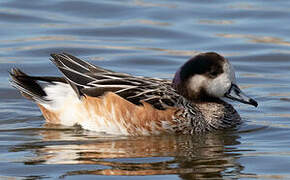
[224,84,258,107]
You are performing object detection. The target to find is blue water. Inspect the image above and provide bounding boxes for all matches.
[1,0,290,179]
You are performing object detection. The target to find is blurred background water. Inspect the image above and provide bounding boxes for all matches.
[1,0,290,179]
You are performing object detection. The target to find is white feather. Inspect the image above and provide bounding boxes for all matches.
[41,83,130,134]
[41,83,78,109]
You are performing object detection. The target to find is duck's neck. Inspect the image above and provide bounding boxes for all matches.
[199,100,241,127]
[174,94,241,133]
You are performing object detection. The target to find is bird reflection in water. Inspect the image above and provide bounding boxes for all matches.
[11,125,246,179]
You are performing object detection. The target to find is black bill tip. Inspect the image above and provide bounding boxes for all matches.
[249,98,258,107]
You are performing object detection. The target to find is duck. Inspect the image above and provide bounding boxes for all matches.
[10,52,258,135]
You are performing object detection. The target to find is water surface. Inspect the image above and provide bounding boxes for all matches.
[1,0,290,179]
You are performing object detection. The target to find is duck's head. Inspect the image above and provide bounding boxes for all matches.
[172,52,258,107]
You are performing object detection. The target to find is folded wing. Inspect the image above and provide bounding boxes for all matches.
[50,53,178,110]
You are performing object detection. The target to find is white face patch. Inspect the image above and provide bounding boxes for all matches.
[188,74,207,96]
[187,60,236,98]
[206,60,236,97]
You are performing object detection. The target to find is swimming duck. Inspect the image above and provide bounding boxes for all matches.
[10,52,257,135]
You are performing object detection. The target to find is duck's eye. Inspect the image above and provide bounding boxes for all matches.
[209,71,219,78]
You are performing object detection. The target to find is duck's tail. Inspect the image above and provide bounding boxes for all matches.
[9,68,49,103]
[10,68,67,104]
